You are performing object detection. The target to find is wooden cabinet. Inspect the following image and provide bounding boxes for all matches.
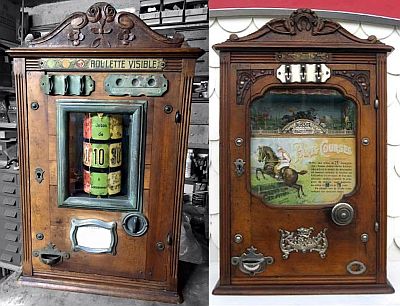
[9,2,203,303]
[213,9,394,295]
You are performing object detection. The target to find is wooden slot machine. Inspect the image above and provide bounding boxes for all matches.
[9,2,203,303]
[213,9,394,295]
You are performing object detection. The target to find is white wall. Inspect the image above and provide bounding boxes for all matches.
[208,16,400,265]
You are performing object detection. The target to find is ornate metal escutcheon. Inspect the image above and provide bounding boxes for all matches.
[234,158,246,177]
[231,246,274,276]
[279,227,328,259]
[34,168,45,184]
[32,243,70,266]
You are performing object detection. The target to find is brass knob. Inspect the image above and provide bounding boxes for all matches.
[331,202,354,226]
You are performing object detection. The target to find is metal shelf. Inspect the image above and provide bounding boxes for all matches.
[0,123,17,129]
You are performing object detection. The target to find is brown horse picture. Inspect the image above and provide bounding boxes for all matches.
[256,145,307,198]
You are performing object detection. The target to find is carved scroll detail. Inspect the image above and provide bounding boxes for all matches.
[279,227,328,259]
[28,2,184,48]
[332,70,370,104]
[221,8,386,49]
[237,69,274,105]
[270,9,339,35]
[228,9,341,41]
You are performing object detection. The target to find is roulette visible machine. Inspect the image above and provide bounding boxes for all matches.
[9,2,203,303]
[213,9,394,295]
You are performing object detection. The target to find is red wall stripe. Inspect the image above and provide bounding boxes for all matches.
[209,0,400,20]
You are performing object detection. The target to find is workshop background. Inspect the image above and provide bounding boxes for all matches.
[208,3,400,306]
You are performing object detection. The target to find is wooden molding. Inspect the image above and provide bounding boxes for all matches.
[332,70,371,105]
[236,69,274,105]
[214,9,393,52]
[27,2,185,49]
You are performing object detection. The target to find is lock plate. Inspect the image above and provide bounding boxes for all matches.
[234,159,246,177]
[34,168,45,184]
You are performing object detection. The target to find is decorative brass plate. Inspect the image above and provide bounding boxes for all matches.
[276,52,330,62]
[70,218,118,254]
[279,227,328,259]
[104,74,168,97]
[40,74,94,96]
[40,58,165,71]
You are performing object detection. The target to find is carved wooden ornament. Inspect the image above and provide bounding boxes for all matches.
[27,2,184,49]
[215,9,392,51]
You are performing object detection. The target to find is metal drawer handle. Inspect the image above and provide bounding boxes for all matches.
[33,243,70,266]
[39,254,62,266]
[231,246,274,276]
[242,258,272,272]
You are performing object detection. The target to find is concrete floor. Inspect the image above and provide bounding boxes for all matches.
[0,262,208,306]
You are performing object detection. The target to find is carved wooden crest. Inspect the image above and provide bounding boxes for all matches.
[214,9,392,51]
[27,2,184,49]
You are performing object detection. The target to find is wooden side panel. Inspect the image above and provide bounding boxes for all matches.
[14,58,32,275]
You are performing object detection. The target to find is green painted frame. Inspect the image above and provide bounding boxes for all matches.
[57,99,147,211]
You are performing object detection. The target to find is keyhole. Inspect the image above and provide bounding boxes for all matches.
[35,168,44,183]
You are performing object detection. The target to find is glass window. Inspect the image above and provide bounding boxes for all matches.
[250,88,356,205]
[57,100,146,211]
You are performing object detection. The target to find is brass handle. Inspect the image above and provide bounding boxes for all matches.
[242,258,270,273]
[39,253,62,266]
[231,246,274,276]
[331,202,354,226]
[33,243,70,266]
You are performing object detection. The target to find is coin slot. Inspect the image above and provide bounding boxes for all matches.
[148,78,156,87]
[132,78,139,86]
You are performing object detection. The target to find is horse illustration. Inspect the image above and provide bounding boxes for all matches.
[256,145,307,198]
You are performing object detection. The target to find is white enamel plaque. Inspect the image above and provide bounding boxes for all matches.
[70,219,117,254]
